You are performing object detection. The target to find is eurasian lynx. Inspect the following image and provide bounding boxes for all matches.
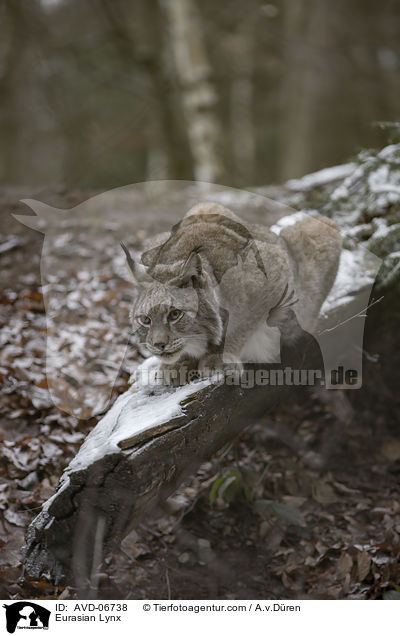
[122,202,341,383]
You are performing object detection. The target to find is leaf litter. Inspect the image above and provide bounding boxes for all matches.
[0,195,399,600]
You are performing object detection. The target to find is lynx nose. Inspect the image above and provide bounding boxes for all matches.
[152,325,169,353]
[154,342,166,352]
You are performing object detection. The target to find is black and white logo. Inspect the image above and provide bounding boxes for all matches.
[3,602,50,633]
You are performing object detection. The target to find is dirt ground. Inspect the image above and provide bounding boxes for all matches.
[0,190,400,600]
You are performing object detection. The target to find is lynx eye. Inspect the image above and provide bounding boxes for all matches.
[137,314,151,327]
[168,309,183,322]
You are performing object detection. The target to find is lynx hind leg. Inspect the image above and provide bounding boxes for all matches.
[280,216,342,331]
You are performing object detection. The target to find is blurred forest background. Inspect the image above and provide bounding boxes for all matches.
[0,0,400,190]
[2,0,400,601]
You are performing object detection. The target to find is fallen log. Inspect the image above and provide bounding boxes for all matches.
[22,377,289,588]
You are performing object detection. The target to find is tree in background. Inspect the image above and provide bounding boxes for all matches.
[0,0,399,188]
[163,0,224,183]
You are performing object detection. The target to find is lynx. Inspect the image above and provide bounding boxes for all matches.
[122,202,341,384]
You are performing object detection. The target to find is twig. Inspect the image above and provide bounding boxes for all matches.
[318,296,384,335]
[165,567,171,600]
[89,516,106,593]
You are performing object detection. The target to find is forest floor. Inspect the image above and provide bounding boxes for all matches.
[0,190,400,600]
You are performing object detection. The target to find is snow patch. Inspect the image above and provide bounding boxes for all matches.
[270,210,314,235]
[52,373,214,479]
[286,163,356,192]
[321,247,380,314]
[370,218,390,239]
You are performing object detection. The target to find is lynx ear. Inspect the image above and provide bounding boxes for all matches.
[120,243,152,284]
[174,250,204,288]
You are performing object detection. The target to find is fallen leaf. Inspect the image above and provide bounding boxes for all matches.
[312,481,339,505]
[357,550,371,581]
[381,439,400,462]
[336,552,353,579]
[4,509,26,528]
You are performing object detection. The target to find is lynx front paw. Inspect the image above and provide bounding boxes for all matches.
[130,357,179,391]
[154,356,201,387]
[198,353,243,379]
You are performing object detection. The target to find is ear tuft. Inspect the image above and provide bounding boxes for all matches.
[176,249,204,288]
[121,242,152,283]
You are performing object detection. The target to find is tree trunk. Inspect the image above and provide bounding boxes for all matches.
[163,0,224,183]
[280,0,329,180]
[230,27,255,186]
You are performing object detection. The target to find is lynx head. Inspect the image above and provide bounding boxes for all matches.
[122,244,223,364]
